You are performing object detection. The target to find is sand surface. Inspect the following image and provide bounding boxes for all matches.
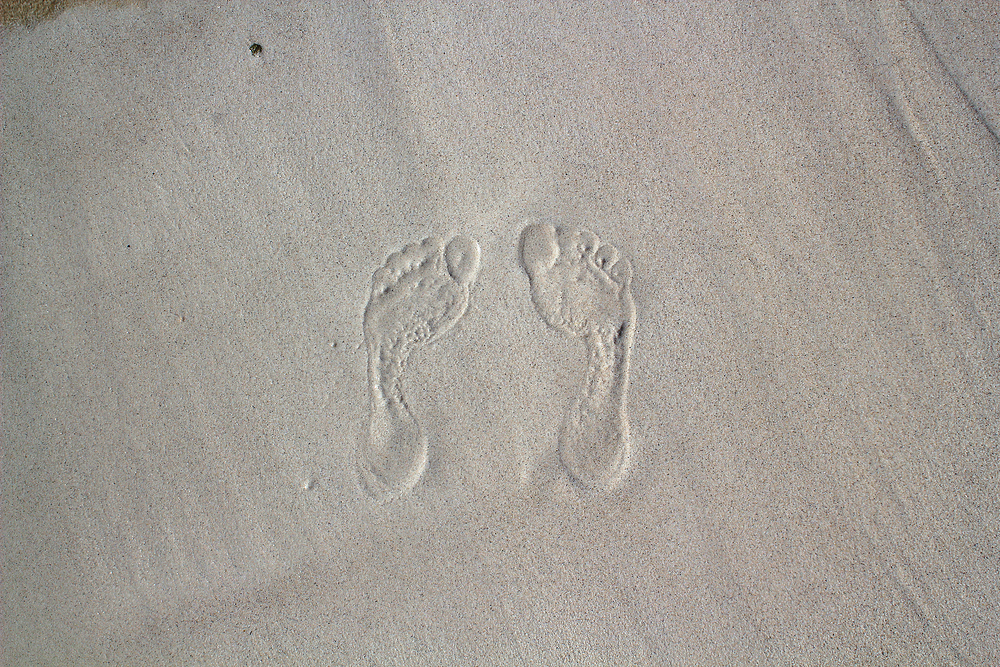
[3,1,999,664]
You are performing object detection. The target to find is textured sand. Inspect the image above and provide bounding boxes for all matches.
[3,1,999,664]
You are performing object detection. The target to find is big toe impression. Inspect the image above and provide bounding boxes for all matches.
[444,235,481,284]
[520,222,559,277]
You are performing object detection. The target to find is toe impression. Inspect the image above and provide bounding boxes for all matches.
[595,245,619,271]
[445,235,481,285]
[610,257,632,286]
[520,223,559,277]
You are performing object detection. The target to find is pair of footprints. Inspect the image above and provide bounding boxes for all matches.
[359,222,635,498]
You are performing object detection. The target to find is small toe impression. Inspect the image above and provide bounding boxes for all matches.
[372,266,393,291]
[521,223,559,275]
[444,235,481,284]
[385,250,404,274]
[610,257,632,285]
[595,244,619,271]
[578,230,599,258]
[555,227,598,262]
[386,247,411,275]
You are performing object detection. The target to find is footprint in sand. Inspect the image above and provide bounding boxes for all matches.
[359,235,480,498]
[520,221,635,491]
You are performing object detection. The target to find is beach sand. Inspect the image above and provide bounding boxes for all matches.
[3,1,999,664]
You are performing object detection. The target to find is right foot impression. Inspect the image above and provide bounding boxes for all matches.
[520,221,635,491]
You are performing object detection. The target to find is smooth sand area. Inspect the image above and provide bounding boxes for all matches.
[3,1,999,664]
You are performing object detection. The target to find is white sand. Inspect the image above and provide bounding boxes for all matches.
[3,0,999,664]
